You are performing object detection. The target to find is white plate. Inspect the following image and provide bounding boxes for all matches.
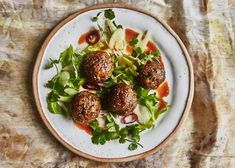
[33,4,194,162]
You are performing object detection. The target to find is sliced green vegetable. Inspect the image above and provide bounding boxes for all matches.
[58,95,72,102]
[136,31,150,51]
[106,19,117,33]
[109,28,126,50]
[64,88,78,96]
[83,41,106,53]
[117,56,137,70]
[134,105,152,125]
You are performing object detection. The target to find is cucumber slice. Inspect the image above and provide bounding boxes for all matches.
[136,31,150,51]
[58,71,70,86]
[118,56,137,70]
[64,88,78,96]
[109,28,126,50]
[134,104,152,125]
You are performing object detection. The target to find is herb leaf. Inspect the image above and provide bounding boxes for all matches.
[112,21,123,29]
[47,58,59,69]
[92,11,102,22]
[128,143,138,150]
[60,45,73,68]
[89,114,144,150]
[104,9,115,20]
[47,92,69,118]
[130,38,139,46]
[134,47,142,55]
[135,86,159,121]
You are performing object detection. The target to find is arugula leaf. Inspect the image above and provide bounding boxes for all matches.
[60,45,73,68]
[104,9,115,20]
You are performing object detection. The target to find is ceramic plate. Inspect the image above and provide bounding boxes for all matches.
[33,4,194,162]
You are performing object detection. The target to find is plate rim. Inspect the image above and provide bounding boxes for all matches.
[32,3,194,162]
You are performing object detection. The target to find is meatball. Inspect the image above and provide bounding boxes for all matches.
[71,91,101,124]
[137,61,165,89]
[82,51,114,83]
[108,83,137,115]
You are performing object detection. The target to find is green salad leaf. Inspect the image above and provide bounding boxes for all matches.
[104,9,115,20]
[130,38,139,46]
[60,45,73,68]
[104,55,138,86]
[46,46,86,118]
[47,58,59,70]
[89,114,144,150]
[135,86,159,121]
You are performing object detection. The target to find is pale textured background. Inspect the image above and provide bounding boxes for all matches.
[0,0,235,167]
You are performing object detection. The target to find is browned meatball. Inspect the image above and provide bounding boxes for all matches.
[71,91,101,124]
[82,51,114,83]
[137,61,165,89]
[108,83,137,115]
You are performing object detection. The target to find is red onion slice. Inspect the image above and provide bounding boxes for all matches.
[83,82,100,90]
[86,30,100,45]
[121,113,138,124]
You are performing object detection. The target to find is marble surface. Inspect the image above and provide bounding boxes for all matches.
[0,0,235,167]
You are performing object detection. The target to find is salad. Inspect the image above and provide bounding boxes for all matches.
[46,9,170,151]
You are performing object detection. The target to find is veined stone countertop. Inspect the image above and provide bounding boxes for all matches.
[0,0,235,167]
